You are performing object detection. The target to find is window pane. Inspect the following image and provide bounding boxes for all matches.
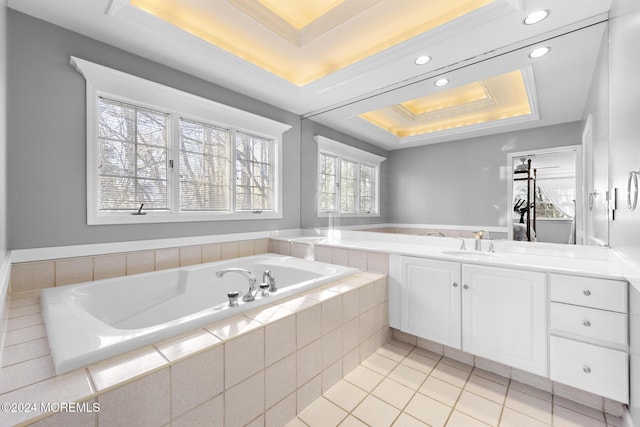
[235,131,274,211]
[340,159,357,213]
[98,98,169,211]
[514,185,568,219]
[179,119,231,211]
[318,153,337,212]
[360,164,375,213]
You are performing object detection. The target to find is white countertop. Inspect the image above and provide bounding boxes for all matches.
[271,230,630,281]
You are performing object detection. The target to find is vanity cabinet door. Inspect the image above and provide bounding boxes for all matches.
[400,257,462,349]
[462,265,547,376]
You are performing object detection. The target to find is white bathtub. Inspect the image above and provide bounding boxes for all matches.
[42,254,357,374]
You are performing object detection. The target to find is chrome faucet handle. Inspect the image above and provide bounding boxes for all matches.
[227,291,239,307]
[259,283,270,297]
[457,238,466,250]
[488,239,507,253]
[263,270,277,293]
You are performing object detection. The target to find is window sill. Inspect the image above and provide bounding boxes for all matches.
[316,212,381,219]
[88,211,282,225]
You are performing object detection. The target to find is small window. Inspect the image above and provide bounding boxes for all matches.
[318,153,338,212]
[179,119,231,212]
[359,164,376,214]
[235,131,274,212]
[315,136,385,217]
[98,98,169,211]
[340,159,358,213]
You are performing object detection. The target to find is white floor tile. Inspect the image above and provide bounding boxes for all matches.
[285,341,610,427]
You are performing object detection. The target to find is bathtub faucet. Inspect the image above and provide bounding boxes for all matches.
[215,268,259,302]
[263,270,277,293]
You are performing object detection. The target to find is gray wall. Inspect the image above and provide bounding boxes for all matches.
[607,0,640,422]
[7,11,301,249]
[387,122,582,228]
[300,119,390,228]
[0,0,6,258]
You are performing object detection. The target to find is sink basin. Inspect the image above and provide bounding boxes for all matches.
[441,250,498,258]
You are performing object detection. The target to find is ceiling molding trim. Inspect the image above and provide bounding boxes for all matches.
[297,0,385,46]
[391,65,539,146]
[226,0,300,46]
[300,0,521,92]
[391,96,498,123]
[104,0,130,15]
[227,0,386,47]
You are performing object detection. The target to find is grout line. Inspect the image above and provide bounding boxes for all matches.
[496,377,512,427]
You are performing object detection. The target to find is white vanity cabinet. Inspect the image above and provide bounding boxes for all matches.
[397,257,461,349]
[462,265,547,376]
[549,274,629,403]
[389,255,547,376]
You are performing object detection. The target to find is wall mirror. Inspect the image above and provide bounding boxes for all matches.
[507,146,582,244]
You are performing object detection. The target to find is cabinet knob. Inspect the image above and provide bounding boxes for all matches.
[583,366,592,374]
[583,289,591,296]
[583,320,591,327]
[452,282,459,288]
[463,284,469,290]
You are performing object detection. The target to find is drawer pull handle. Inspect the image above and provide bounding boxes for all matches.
[463,284,469,290]
[453,282,458,288]
[583,366,592,374]
[583,320,591,327]
[583,289,591,296]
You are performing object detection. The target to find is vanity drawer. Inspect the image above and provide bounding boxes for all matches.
[550,336,628,403]
[550,302,628,346]
[550,274,627,313]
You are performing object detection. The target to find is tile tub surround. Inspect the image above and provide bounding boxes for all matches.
[9,238,270,293]
[289,339,619,427]
[0,272,389,426]
[9,236,390,294]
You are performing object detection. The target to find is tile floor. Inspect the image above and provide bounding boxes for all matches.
[287,340,622,427]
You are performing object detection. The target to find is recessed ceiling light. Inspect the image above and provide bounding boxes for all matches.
[524,10,549,25]
[529,46,550,58]
[434,78,449,87]
[414,55,431,65]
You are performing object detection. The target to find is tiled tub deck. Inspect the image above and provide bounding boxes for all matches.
[0,271,389,426]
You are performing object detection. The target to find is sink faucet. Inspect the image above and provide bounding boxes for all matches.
[216,268,259,302]
[473,230,484,251]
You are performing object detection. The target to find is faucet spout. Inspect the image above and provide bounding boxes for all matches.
[473,230,484,251]
[216,268,259,302]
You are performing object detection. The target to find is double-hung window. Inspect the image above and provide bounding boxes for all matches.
[73,57,290,224]
[315,136,385,217]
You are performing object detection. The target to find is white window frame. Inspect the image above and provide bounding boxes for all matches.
[315,135,385,218]
[71,57,290,225]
